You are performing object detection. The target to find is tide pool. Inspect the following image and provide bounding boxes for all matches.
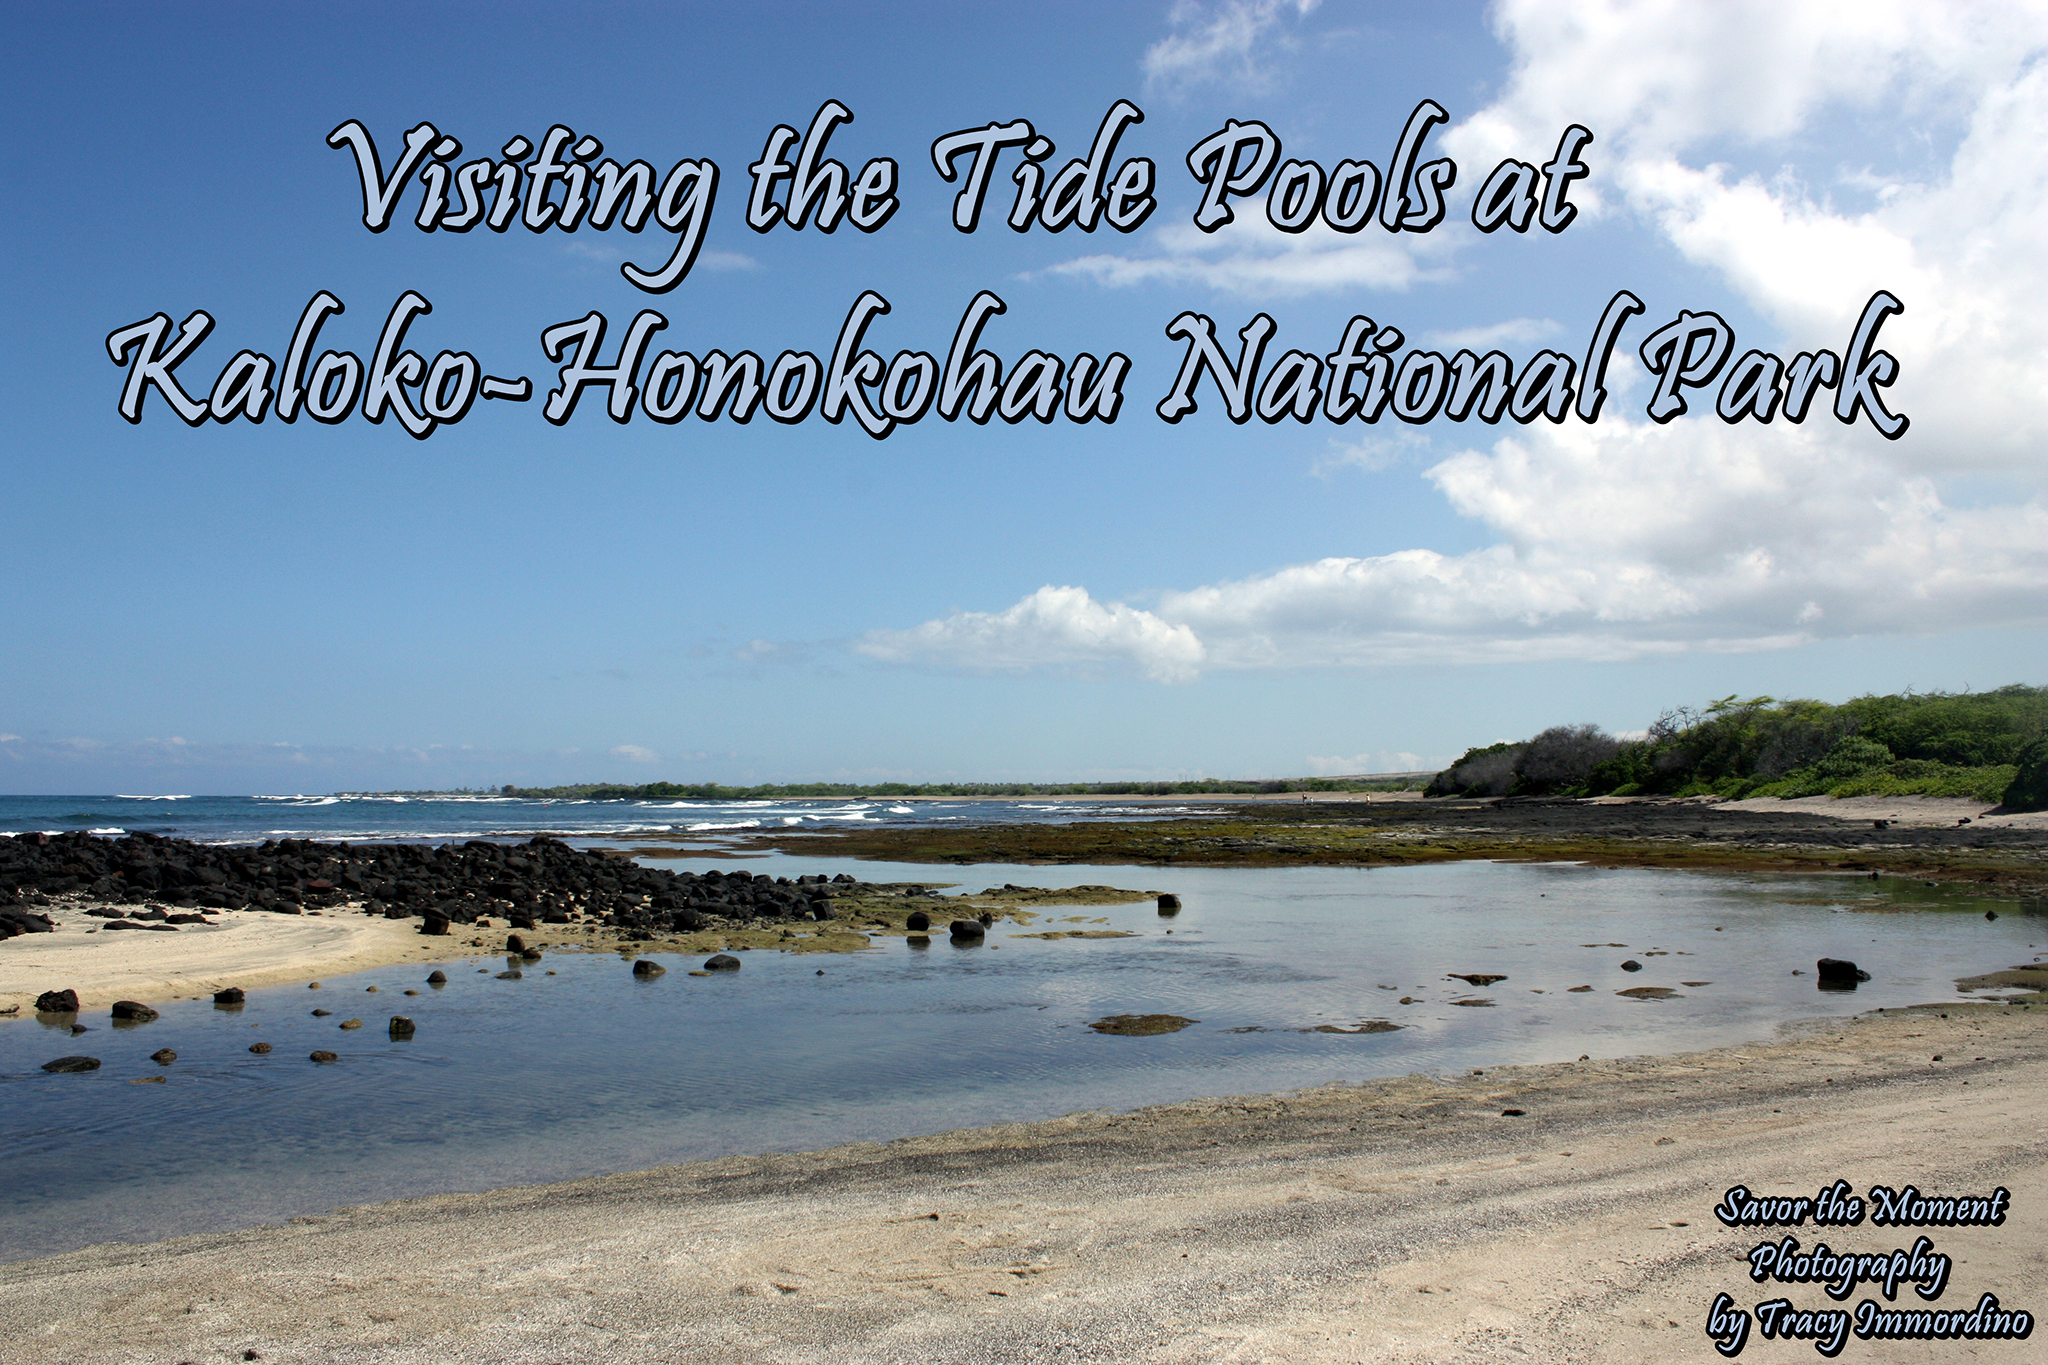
[0,858,2037,1262]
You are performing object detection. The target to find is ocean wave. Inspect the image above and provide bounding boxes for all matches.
[115,795,190,801]
[686,820,762,832]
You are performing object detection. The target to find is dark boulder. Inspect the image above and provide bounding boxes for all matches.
[505,934,525,953]
[249,1042,272,1054]
[35,989,80,1014]
[388,1016,416,1038]
[905,910,932,932]
[420,911,450,936]
[949,919,986,940]
[150,1048,177,1065]
[426,970,447,984]
[495,970,522,980]
[519,947,543,961]
[1448,973,1508,987]
[213,987,246,1006]
[111,1000,159,1022]
[1156,894,1181,914]
[703,953,742,972]
[1817,958,1871,988]
[309,1050,339,1063]
[631,959,666,977]
[1619,960,1643,972]
[40,1055,101,1073]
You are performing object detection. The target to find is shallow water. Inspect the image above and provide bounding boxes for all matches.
[1,859,2038,1262]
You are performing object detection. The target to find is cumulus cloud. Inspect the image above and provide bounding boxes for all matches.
[609,744,659,763]
[858,585,1206,683]
[872,2,2048,680]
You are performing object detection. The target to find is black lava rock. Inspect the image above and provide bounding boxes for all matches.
[41,1055,101,1073]
[948,919,986,939]
[703,953,741,971]
[213,987,246,1005]
[110,1000,160,1022]
[34,989,80,1014]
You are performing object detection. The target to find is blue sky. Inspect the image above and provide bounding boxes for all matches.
[4,0,2043,793]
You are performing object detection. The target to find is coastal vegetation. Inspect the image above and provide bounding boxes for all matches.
[1426,685,2047,808]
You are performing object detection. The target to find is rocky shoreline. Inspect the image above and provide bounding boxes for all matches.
[0,830,896,941]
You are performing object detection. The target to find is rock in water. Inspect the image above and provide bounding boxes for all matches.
[213,987,245,1005]
[150,1048,177,1065]
[495,970,522,980]
[1816,958,1871,988]
[34,989,80,1014]
[110,1000,159,1022]
[703,953,742,972]
[905,910,932,932]
[309,1050,339,1063]
[505,934,526,953]
[1088,1014,1198,1036]
[1447,973,1508,987]
[41,1055,101,1073]
[426,970,447,984]
[1156,894,1181,914]
[248,1043,273,1054]
[631,959,666,977]
[388,1016,415,1038]
[338,1018,363,1030]
[948,919,986,940]
[1619,960,1643,972]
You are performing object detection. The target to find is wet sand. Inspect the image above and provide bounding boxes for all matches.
[0,1001,2039,1363]
[0,911,462,1015]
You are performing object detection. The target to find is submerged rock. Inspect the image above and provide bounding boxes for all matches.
[388,1016,415,1038]
[248,1043,272,1054]
[1447,973,1508,987]
[703,953,742,972]
[150,1048,177,1065]
[309,1050,339,1063]
[631,959,666,977]
[948,919,986,940]
[1156,893,1181,914]
[1088,1013,1197,1035]
[41,1055,101,1073]
[110,1000,159,1022]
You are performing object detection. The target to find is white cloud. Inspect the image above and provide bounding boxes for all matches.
[0,734,19,743]
[610,744,659,763]
[1143,0,1322,93]
[1422,318,1562,351]
[873,2,2048,682]
[1047,214,1445,298]
[858,584,1206,683]
[1314,429,1431,475]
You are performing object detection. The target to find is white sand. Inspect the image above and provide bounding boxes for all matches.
[0,909,466,1014]
[0,1003,2039,1362]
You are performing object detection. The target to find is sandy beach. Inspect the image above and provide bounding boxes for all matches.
[0,911,461,1015]
[0,1000,2039,1362]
